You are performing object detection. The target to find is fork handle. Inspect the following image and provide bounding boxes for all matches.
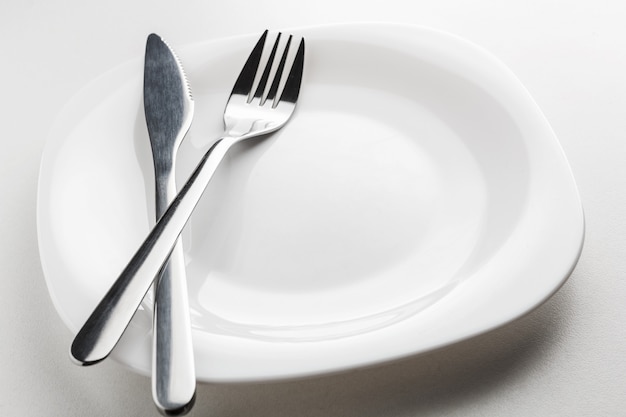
[70,136,234,365]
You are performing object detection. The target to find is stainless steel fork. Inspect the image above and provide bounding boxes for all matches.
[70,30,305,366]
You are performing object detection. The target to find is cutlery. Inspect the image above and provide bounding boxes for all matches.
[70,30,305,367]
[143,34,195,415]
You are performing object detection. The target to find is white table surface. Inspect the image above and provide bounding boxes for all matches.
[2,1,625,416]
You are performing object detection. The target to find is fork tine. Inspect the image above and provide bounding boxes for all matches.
[231,30,268,96]
[266,35,292,103]
[278,38,305,105]
[253,32,282,101]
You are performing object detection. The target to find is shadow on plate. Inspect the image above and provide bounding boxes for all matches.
[191,281,573,417]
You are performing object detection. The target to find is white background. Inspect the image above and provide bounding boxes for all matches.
[1,1,625,416]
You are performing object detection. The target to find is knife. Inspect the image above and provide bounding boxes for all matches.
[68,33,196,413]
[143,33,196,415]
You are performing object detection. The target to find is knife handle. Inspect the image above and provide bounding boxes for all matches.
[70,137,233,366]
[152,156,196,414]
[153,239,196,414]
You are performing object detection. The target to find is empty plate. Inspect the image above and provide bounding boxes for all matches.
[37,23,584,382]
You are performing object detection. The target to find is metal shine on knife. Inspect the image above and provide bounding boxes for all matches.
[70,34,196,415]
[143,34,195,416]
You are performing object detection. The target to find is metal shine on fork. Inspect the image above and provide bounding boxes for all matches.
[69,30,305,374]
[226,33,301,137]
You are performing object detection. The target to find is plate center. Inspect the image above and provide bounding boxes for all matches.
[184,90,487,334]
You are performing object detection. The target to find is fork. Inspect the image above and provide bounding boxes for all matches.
[70,30,305,366]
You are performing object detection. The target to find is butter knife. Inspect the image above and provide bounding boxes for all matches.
[143,33,195,415]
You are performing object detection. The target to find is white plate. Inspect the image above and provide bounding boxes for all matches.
[38,23,584,382]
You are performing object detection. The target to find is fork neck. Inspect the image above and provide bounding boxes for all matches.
[223,117,272,140]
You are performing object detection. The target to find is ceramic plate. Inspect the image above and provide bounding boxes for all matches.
[38,23,584,382]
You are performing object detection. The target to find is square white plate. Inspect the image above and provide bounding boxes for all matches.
[37,23,584,382]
